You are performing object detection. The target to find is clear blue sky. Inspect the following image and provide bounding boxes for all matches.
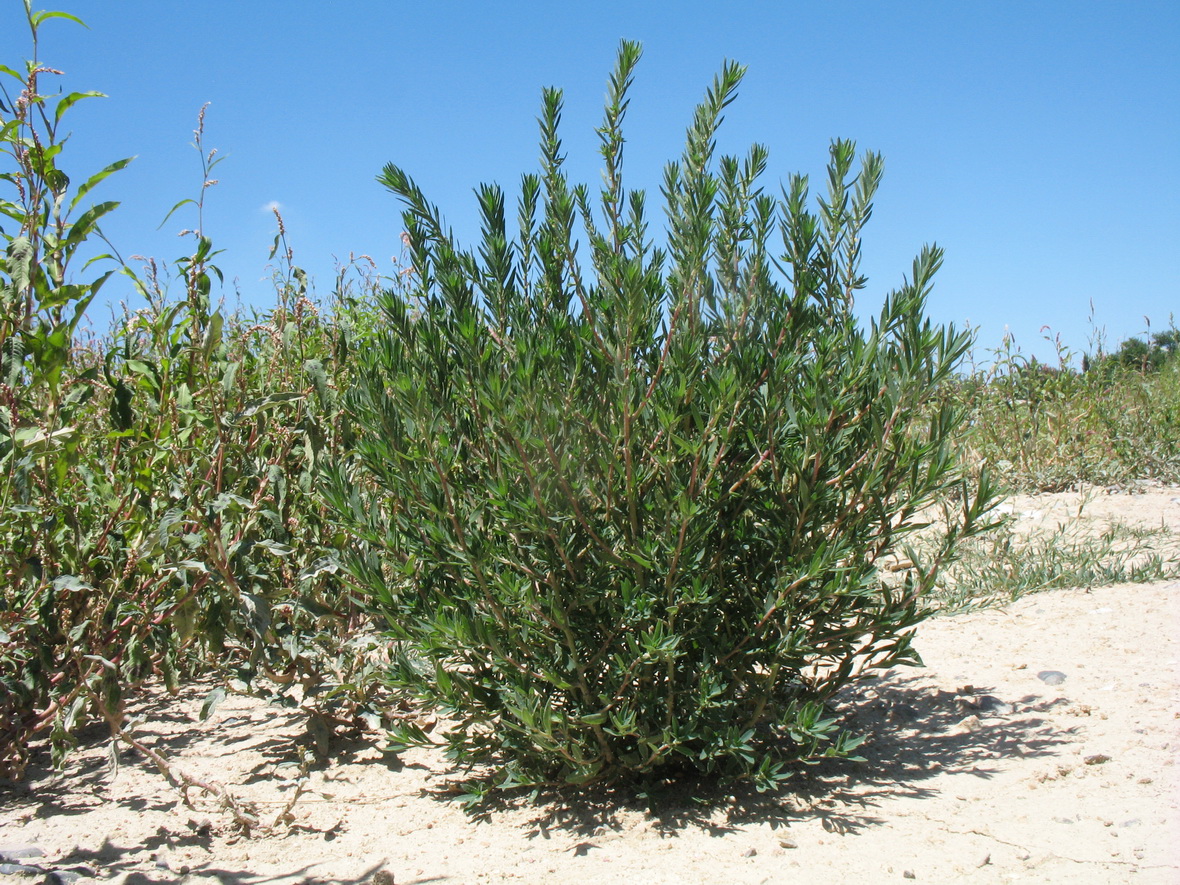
[3,1,1177,362]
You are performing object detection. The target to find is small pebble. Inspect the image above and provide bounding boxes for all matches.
[1037,670,1067,686]
[903,871,916,880]
[742,847,757,858]
[1084,754,1111,765]
[976,695,1014,714]
[0,863,44,876]
[187,818,214,837]
[778,839,798,849]
[0,848,45,862]
[976,853,991,868]
[956,714,983,732]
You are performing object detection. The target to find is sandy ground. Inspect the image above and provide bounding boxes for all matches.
[1,488,1178,885]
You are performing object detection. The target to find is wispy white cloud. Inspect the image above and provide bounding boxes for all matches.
[261,200,283,214]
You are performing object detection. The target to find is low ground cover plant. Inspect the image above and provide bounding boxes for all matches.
[918,499,1180,612]
[331,42,1001,799]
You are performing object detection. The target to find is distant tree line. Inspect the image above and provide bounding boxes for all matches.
[1085,328,1180,375]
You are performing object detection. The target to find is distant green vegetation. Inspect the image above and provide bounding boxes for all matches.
[2,1,1176,814]
[951,331,1180,492]
[1093,329,1180,375]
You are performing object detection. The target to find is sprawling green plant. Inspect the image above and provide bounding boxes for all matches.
[0,4,379,785]
[333,42,1001,798]
[1,0,134,773]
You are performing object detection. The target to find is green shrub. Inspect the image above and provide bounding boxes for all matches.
[333,42,1000,798]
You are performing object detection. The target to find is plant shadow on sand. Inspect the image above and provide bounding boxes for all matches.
[0,668,1073,865]
[423,669,1071,840]
[3,842,391,885]
[0,682,309,815]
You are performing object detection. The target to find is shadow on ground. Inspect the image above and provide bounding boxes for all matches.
[483,669,1072,839]
[0,667,1075,879]
[1,841,390,885]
